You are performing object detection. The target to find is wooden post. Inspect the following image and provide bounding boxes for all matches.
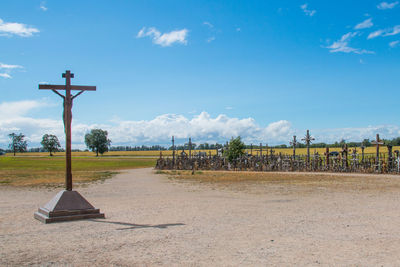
[172,136,175,167]
[302,130,315,166]
[290,135,297,159]
[325,147,330,169]
[371,134,384,172]
[189,137,192,159]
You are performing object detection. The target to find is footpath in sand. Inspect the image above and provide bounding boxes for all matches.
[1,168,400,266]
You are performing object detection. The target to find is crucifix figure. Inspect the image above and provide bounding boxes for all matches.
[39,70,96,191]
[34,70,103,223]
[289,135,297,159]
[302,130,315,165]
[371,134,384,172]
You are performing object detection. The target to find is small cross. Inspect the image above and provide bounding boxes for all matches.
[290,135,297,158]
[371,134,384,171]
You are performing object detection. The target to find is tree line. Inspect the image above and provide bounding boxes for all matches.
[5,129,111,156]
[4,132,400,156]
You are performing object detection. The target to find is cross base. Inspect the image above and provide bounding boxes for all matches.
[34,190,104,224]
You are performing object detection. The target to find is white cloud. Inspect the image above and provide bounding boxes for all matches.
[312,125,400,144]
[1,100,400,149]
[0,62,23,78]
[389,40,399,47]
[40,1,48,11]
[0,63,22,69]
[0,73,11,79]
[300,3,316,17]
[368,25,400,39]
[385,25,400,36]
[368,29,385,39]
[207,36,215,43]
[327,32,374,54]
[377,1,399,9]
[236,28,241,32]
[203,22,214,28]
[0,18,39,37]
[136,27,188,47]
[354,18,373,29]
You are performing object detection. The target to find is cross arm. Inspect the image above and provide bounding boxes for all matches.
[39,84,96,91]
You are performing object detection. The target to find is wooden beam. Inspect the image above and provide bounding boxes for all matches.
[39,84,96,91]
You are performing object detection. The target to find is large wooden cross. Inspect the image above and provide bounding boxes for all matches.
[39,70,96,191]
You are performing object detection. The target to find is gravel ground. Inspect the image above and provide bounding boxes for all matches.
[1,168,400,266]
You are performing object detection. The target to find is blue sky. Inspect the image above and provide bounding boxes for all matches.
[0,0,399,148]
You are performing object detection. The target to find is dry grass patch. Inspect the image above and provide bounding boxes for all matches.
[157,170,400,193]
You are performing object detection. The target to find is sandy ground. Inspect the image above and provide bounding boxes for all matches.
[1,168,400,266]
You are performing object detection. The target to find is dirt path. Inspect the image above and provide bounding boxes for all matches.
[1,168,400,266]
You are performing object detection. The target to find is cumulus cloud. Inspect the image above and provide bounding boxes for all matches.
[354,18,373,29]
[312,125,400,143]
[136,27,188,47]
[327,32,374,54]
[1,100,399,149]
[300,3,316,17]
[377,1,399,9]
[0,18,39,37]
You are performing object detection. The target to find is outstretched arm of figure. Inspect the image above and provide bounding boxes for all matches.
[72,90,84,100]
[52,89,65,99]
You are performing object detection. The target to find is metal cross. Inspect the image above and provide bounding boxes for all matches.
[39,70,96,191]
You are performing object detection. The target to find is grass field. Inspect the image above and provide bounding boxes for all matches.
[0,156,156,187]
[7,145,400,157]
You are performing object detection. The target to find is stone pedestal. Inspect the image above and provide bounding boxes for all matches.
[34,190,105,223]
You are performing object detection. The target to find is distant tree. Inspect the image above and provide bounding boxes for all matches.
[41,134,61,156]
[362,139,371,147]
[8,133,27,156]
[84,129,111,156]
[224,136,245,163]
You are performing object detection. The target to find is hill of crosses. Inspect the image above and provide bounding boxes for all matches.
[156,133,400,174]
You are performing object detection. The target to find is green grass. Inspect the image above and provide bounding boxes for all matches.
[0,156,156,187]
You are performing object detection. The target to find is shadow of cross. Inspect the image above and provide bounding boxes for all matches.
[89,219,185,231]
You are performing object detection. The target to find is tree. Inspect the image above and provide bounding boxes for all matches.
[84,129,111,156]
[224,136,245,163]
[41,134,61,156]
[8,133,27,156]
